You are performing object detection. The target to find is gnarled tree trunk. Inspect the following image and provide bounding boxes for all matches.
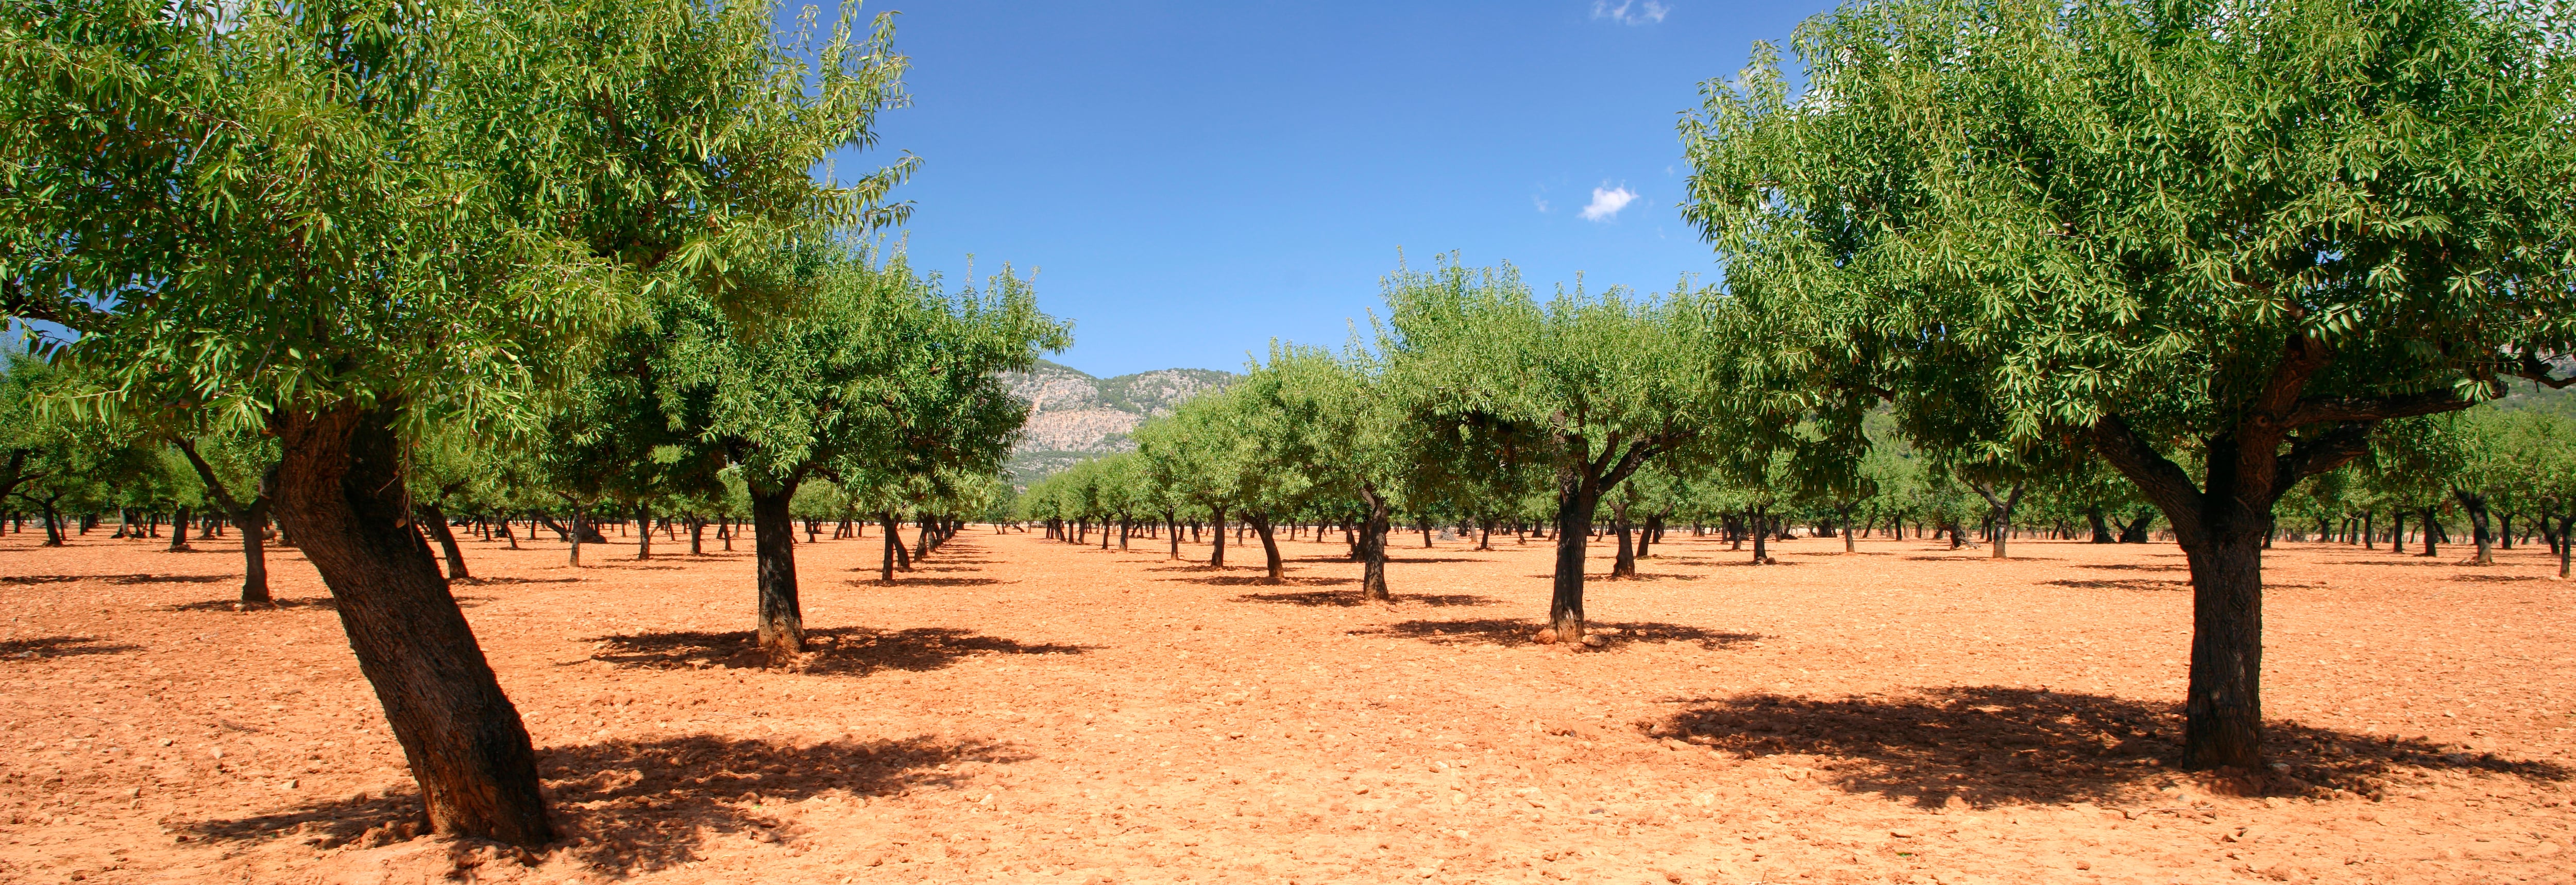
[270,403,552,846]
[1246,512,1284,583]
[1356,490,1392,601]
[750,483,803,662]
[1547,470,1599,643]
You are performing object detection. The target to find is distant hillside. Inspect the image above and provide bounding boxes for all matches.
[1003,360,1235,484]
[2492,371,2575,420]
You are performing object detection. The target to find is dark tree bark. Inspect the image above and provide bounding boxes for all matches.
[1547,471,1599,642]
[1208,506,1228,568]
[419,504,470,581]
[2087,506,2115,543]
[1752,505,1770,562]
[269,403,552,846]
[2421,507,2440,557]
[167,504,191,551]
[749,482,804,662]
[2455,490,2494,565]
[172,439,275,604]
[2086,339,2468,770]
[1969,481,2025,559]
[634,504,653,560]
[1246,512,1284,584]
[1356,489,1392,601]
[878,513,905,582]
[1608,497,1636,578]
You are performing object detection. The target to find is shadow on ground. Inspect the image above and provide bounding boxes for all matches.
[459,576,583,586]
[2077,563,2188,572]
[181,733,1025,874]
[851,576,1007,588]
[1649,686,2570,808]
[590,626,1088,676]
[2041,578,2190,592]
[4,572,230,586]
[2,635,141,658]
[1171,574,1353,588]
[1233,590,1490,606]
[1352,618,1758,649]
[159,597,338,612]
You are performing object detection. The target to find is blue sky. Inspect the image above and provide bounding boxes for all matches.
[816,1,1834,377]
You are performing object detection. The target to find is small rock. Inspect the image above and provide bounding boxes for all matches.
[1579,635,1607,648]
[1891,829,1916,838]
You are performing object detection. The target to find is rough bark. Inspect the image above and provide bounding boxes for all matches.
[419,504,470,581]
[172,439,275,603]
[750,483,804,662]
[270,403,552,845]
[2455,490,2493,565]
[1547,469,1599,643]
[1356,490,1392,601]
[168,504,191,551]
[1208,506,1228,569]
[634,504,653,561]
[1608,497,1636,578]
[1247,512,1284,584]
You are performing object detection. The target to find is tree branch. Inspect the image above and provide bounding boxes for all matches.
[2270,423,2376,502]
[2281,389,2475,427]
[2515,352,2575,389]
[2087,414,2205,526]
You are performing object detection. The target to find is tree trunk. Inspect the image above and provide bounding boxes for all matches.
[269,403,552,846]
[2455,490,2494,566]
[689,518,704,555]
[1247,512,1284,584]
[2421,507,2439,557]
[1752,505,1769,562]
[2558,514,2572,579]
[635,504,652,560]
[168,504,191,551]
[238,501,272,603]
[1357,491,1392,601]
[1609,498,1636,578]
[750,483,803,662]
[1547,470,1599,643]
[419,503,470,581]
[879,513,903,582]
[1166,514,1181,560]
[1208,506,1228,568]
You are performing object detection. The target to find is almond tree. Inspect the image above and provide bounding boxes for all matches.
[1385,260,1759,642]
[2,0,907,842]
[1684,0,2576,767]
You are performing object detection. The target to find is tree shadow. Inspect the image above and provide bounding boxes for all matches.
[459,576,583,586]
[590,626,1089,676]
[158,597,337,612]
[178,733,1025,875]
[1170,575,1354,588]
[2,636,141,658]
[855,576,1007,588]
[1381,556,1486,564]
[2448,573,2544,582]
[1650,686,2572,809]
[2039,578,2191,592]
[1352,618,1759,649]
[3,572,229,586]
[1233,590,1493,607]
[2076,563,2188,572]
[2320,559,2455,567]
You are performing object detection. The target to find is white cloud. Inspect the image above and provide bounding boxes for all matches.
[1579,185,1638,222]
[1590,1,1669,25]
[1534,195,1551,213]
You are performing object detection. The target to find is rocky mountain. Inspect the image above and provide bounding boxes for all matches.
[1003,360,1234,483]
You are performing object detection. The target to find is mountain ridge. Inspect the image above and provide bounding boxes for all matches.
[1002,360,1235,484]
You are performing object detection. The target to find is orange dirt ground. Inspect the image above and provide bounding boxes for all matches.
[3,522,2572,885]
